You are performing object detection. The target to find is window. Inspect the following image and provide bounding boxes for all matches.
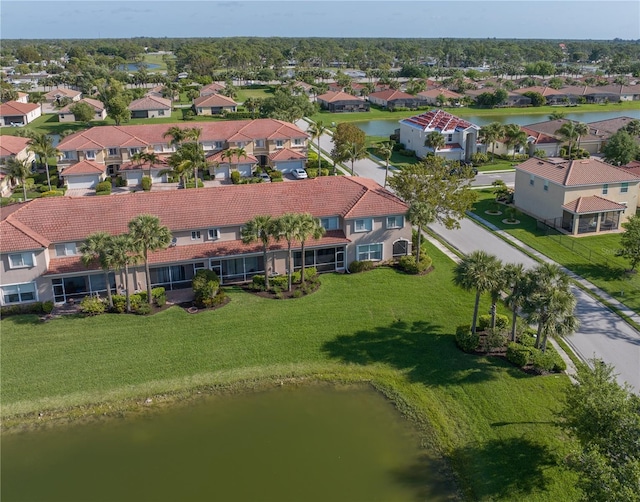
[447,134,453,142]
[108,148,118,156]
[293,138,303,146]
[602,184,609,195]
[8,252,34,269]
[191,231,201,240]
[386,216,404,229]
[129,148,139,156]
[354,219,373,232]
[529,174,535,186]
[208,228,220,240]
[158,110,165,116]
[621,182,629,193]
[357,243,382,261]
[63,151,76,160]
[2,282,36,304]
[55,242,77,257]
[153,144,163,153]
[321,217,339,230]
[255,139,265,148]
[543,180,549,191]
[85,150,96,160]
[275,140,284,148]
[214,141,224,149]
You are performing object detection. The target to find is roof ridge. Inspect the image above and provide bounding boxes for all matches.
[6,215,51,248]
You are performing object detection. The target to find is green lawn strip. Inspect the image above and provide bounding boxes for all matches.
[476,159,516,172]
[1,242,577,501]
[235,87,275,102]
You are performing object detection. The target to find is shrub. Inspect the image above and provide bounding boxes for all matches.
[116,176,127,187]
[397,254,432,274]
[477,314,509,332]
[0,302,48,317]
[270,275,289,291]
[486,329,507,350]
[40,190,64,197]
[184,180,204,188]
[269,170,283,179]
[471,152,489,165]
[151,287,166,307]
[111,294,127,313]
[193,269,220,308]
[42,301,54,314]
[348,260,375,273]
[230,171,241,184]
[199,290,227,308]
[141,176,152,191]
[80,296,105,315]
[306,168,318,178]
[398,149,416,157]
[138,291,148,303]
[135,303,152,315]
[95,181,112,194]
[455,325,480,352]
[292,289,303,298]
[303,267,318,282]
[531,349,556,373]
[392,142,405,152]
[506,343,531,367]
[252,274,266,290]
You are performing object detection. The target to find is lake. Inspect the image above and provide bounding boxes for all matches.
[355,109,640,137]
[118,62,161,72]
[1,384,456,502]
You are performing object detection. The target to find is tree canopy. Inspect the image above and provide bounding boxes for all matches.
[602,130,640,166]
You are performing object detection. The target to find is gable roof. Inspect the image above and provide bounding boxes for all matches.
[0,101,40,117]
[58,98,105,114]
[45,88,81,100]
[400,109,479,132]
[193,94,238,107]
[317,91,366,103]
[1,177,408,253]
[516,157,640,186]
[0,135,30,157]
[417,89,462,99]
[369,89,417,101]
[60,160,107,176]
[128,96,171,111]
[0,214,51,253]
[562,195,627,214]
[268,148,306,161]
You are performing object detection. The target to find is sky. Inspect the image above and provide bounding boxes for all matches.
[1,0,639,40]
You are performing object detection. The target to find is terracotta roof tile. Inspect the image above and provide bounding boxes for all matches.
[0,217,50,253]
[128,96,171,111]
[269,148,306,161]
[562,196,627,214]
[0,101,40,116]
[516,157,640,186]
[60,160,107,175]
[58,98,105,114]
[400,109,478,132]
[193,94,238,107]
[317,91,366,103]
[0,135,30,157]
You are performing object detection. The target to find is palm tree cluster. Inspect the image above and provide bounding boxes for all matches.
[453,251,578,352]
[162,126,206,187]
[555,121,589,159]
[80,214,172,311]
[242,212,325,293]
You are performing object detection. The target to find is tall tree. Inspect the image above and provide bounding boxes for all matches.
[616,214,640,272]
[108,233,137,313]
[128,214,172,305]
[295,213,325,285]
[479,122,504,161]
[27,133,59,191]
[69,101,95,124]
[5,156,31,202]
[307,120,326,176]
[275,213,301,292]
[388,155,477,230]
[80,231,115,309]
[241,215,277,291]
[374,141,393,188]
[453,250,503,334]
[339,141,367,176]
[184,127,204,186]
[163,125,187,150]
[573,122,590,155]
[603,130,640,166]
[555,121,580,159]
[406,201,435,264]
[503,124,528,160]
[424,131,445,156]
[503,263,526,342]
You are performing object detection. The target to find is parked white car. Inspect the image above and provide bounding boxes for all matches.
[291,168,308,179]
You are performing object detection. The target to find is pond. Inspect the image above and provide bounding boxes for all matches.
[1,384,456,502]
[355,109,640,137]
[118,62,161,72]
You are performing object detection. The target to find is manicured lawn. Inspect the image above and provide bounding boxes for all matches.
[477,158,517,172]
[470,190,640,312]
[235,87,275,103]
[1,241,578,501]
[142,53,169,72]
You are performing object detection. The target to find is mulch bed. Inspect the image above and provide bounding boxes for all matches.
[239,280,321,300]
[178,295,231,314]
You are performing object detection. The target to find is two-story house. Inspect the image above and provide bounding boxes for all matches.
[0,136,36,196]
[398,110,481,162]
[0,176,411,306]
[514,157,640,235]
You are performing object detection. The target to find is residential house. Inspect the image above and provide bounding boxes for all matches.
[316,91,370,113]
[207,150,258,179]
[58,98,107,123]
[463,88,532,107]
[56,118,309,180]
[44,87,82,105]
[118,158,169,186]
[193,94,238,115]
[367,90,427,110]
[0,176,411,306]
[398,109,481,161]
[199,82,226,97]
[59,160,108,189]
[128,96,172,119]
[417,88,463,106]
[0,101,42,126]
[514,157,640,235]
[522,118,603,155]
[15,92,29,104]
[0,136,35,196]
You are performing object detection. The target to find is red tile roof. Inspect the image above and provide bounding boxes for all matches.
[400,109,478,132]
[60,160,107,176]
[562,196,627,214]
[128,96,171,111]
[58,98,105,114]
[269,148,306,161]
[0,216,50,252]
[207,150,258,164]
[317,91,366,103]
[0,177,407,254]
[0,135,30,157]
[45,88,81,100]
[0,101,40,117]
[516,157,640,186]
[193,94,238,107]
[369,89,416,101]
[417,89,462,99]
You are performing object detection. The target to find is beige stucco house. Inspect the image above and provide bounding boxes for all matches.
[514,157,640,235]
[0,136,36,196]
[0,101,42,126]
[58,98,107,123]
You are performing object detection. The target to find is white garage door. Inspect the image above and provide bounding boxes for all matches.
[69,175,99,189]
[215,165,229,180]
[126,172,143,186]
[275,160,303,174]
[237,164,253,177]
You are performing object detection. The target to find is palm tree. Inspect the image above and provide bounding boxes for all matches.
[374,141,393,188]
[479,122,504,162]
[80,231,115,309]
[5,156,32,202]
[548,111,566,121]
[339,141,367,175]
[162,154,193,188]
[573,122,589,156]
[241,215,277,291]
[128,214,172,305]
[555,121,580,159]
[307,120,326,177]
[184,127,204,186]
[424,131,445,156]
[406,201,435,265]
[503,124,528,160]
[522,263,579,352]
[296,213,325,285]
[624,119,640,137]
[108,233,138,313]
[163,126,187,150]
[27,133,59,191]
[487,264,506,330]
[503,263,526,342]
[275,213,302,292]
[452,251,503,334]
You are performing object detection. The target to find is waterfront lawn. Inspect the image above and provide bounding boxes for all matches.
[1,241,578,501]
[471,190,640,313]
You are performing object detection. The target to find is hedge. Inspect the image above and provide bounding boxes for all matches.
[348,260,375,273]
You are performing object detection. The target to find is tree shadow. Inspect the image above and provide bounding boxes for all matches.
[450,437,556,500]
[322,320,529,387]
[565,261,629,282]
[393,453,462,501]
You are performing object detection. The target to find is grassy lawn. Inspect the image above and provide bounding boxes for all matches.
[477,158,517,172]
[470,190,640,312]
[142,53,168,72]
[235,87,275,103]
[1,241,579,501]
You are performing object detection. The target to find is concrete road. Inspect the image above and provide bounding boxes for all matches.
[431,218,640,391]
[474,171,515,187]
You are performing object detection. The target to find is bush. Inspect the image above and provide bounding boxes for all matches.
[471,152,489,165]
[151,287,166,307]
[392,142,405,152]
[230,171,241,184]
[477,314,509,331]
[398,149,416,157]
[531,349,556,373]
[42,301,54,314]
[80,296,105,315]
[486,329,507,350]
[193,269,220,308]
[40,190,64,197]
[95,181,112,194]
[115,176,127,187]
[306,168,318,178]
[252,274,266,290]
[199,290,227,308]
[135,303,152,315]
[111,294,127,313]
[0,302,48,317]
[223,111,253,120]
[396,254,432,274]
[269,170,283,179]
[270,275,289,291]
[348,260,375,273]
[455,325,480,352]
[506,342,531,367]
[141,176,152,191]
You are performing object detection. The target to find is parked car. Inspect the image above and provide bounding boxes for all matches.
[256,172,271,183]
[291,168,308,179]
